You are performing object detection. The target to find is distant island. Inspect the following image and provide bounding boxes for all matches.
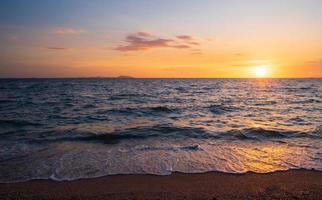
[116,76,135,79]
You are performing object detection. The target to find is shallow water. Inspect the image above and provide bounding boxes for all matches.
[0,78,321,182]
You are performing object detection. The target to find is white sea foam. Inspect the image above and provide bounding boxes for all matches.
[0,78,321,182]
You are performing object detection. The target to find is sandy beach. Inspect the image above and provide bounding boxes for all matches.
[2,0,322,199]
[1,169,321,200]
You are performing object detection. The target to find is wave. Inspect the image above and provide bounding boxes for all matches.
[109,93,152,100]
[221,128,310,140]
[135,144,202,152]
[0,99,16,104]
[0,119,42,127]
[106,106,179,116]
[29,126,212,144]
[208,104,237,114]
[27,125,321,145]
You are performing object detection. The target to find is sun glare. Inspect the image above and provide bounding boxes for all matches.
[253,66,268,78]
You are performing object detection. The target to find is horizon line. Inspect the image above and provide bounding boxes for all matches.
[1,77,322,79]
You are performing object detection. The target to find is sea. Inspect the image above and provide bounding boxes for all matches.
[0,78,321,182]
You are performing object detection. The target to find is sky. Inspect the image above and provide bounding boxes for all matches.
[0,0,322,78]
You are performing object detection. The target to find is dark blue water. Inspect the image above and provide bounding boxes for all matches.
[0,78,321,182]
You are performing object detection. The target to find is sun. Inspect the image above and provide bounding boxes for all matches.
[253,66,268,78]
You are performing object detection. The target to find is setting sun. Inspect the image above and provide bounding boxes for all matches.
[254,66,268,78]
[1,1,322,199]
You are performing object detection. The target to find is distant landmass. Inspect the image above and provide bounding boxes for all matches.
[116,76,135,79]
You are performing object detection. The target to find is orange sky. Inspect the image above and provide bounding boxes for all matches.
[1,0,322,78]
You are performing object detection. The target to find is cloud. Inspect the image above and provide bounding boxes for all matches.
[231,60,271,68]
[172,44,191,49]
[235,53,246,57]
[177,35,193,41]
[115,32,174,51]
[54,28,83,35]
[135,31,153,37]
[176,35,199,45]
[46,47,69,50]
[191,49,202,55]
[306,59,322,68]
[307,59,322,64]
[115,32,199,52]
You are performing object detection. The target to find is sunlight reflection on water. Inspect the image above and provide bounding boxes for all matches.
[0,78,321,182]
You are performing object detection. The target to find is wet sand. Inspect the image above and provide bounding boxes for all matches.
[1,169,321,200]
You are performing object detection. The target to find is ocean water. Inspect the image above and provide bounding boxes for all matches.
[0,78,321,182]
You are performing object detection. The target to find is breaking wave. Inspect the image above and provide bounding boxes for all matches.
[0,78,321,182]
[26,126,322,145]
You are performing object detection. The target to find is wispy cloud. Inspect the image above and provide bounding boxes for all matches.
[235,53,246,57]
[307,59,322,64]
[115,32,199,52]
[191,49,202,55]
[54,28,83,35]
[176,35,199,45]
[46,47,70,50]
[306,59,322,67]
[135,31,153,37]
[232,60,271,67]
[172,44,191,49]
[115,32,174,51]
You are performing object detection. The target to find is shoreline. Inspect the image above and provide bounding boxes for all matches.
[1,169,321,200]
[1,168,321,184]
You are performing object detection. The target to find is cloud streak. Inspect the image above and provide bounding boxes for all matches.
[115,32,200,52]
[177,35,199,45]
[307,59,322,68]
[54,28,83,35]
[46,47,70,50]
